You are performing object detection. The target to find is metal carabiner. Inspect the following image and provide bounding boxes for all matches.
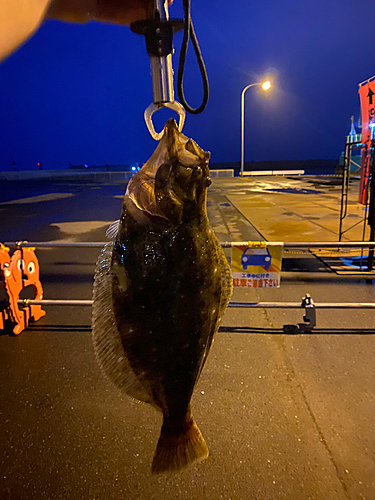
[144,101,186,141]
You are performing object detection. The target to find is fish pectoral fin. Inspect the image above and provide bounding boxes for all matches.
[151,420,209,474]
[106,220,120,240]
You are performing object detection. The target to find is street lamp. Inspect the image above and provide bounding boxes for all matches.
[240,81,271,176]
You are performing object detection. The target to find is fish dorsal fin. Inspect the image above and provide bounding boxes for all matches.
[92,242,156,406]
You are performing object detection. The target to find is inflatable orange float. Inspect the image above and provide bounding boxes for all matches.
[0,244,11,330]
[1,244,46,334]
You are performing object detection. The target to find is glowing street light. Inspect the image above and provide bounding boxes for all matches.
[240,81,271,176]
[262,80,271,90]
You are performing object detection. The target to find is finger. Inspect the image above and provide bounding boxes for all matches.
[0,0,51,61]
[47,0,173,25]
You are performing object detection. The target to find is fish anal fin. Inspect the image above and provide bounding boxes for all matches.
[151,420,209,474]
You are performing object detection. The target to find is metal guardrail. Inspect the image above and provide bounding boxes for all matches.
[6,241,374,333]
[18,295,375,333]
[222,241,375,249]
[5,241,375,249]
[18,299,375,309]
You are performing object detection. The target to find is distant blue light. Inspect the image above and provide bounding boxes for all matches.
[84,163,89,168]
[131,166,136,171]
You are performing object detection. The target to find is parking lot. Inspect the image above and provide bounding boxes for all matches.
[1,175,374,500]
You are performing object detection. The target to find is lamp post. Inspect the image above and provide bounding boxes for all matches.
[240,81,271,176]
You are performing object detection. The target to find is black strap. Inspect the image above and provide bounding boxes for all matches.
[177,0,209,114]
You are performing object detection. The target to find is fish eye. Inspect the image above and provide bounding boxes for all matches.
[17,259,25,271]
[176,165,193,178]
[28,262,36,274]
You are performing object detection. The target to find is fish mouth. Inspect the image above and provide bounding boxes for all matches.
[126,119,211,223]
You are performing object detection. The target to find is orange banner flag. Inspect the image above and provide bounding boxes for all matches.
[358,79,375,204]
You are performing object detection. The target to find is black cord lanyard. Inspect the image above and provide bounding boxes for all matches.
[177,0,209,114]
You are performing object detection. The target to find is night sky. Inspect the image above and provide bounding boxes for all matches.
[1,0,374,171]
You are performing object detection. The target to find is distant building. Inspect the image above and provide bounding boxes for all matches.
[349,115,357,136]
[338,116,362,174]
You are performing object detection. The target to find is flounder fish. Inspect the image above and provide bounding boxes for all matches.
[92,118,233,473]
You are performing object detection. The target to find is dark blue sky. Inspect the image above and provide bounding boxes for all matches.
[0,0,374,171]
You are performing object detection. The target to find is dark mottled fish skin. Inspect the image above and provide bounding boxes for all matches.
[92,119,233,473]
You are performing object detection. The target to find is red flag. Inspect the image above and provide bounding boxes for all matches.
[358,79,375,204]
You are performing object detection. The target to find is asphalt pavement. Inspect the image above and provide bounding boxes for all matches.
[0,176,374,500]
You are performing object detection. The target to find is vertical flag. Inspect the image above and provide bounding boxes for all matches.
[358,78,375,204]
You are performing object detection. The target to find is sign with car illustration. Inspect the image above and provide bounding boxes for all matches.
[232,241,283,288]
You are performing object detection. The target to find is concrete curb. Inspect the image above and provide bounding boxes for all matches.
[0,168,235,182]
[0,170,135,182]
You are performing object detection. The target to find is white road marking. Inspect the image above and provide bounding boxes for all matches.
[0,193,74,205]
[49,221,114,242]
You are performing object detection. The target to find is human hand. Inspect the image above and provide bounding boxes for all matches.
[0,0,173,61]
[47,0,173,25]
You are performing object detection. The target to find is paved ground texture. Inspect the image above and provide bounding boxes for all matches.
[0,175,374,500]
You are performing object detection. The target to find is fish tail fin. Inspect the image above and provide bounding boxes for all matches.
[152,419,209,474]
